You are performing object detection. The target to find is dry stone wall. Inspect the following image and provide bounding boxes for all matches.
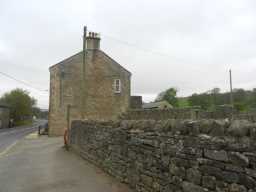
[70,119,256,192]
[122,109,199,120]
[122,109,256,122]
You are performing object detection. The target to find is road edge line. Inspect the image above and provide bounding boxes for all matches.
[0,141,19,158]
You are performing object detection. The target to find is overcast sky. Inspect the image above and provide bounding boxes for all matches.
[1,0,256,109]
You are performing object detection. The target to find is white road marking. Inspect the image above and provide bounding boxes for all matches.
[0,141,18,158]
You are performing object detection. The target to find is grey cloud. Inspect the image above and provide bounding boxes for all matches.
[0,0,256,108]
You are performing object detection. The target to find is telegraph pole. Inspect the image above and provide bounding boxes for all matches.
[82,26,87,119]
[229,69,234,119]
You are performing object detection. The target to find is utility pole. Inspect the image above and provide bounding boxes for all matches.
[66,104,71,139]
[229,69,234,119]
[82,26,87,119]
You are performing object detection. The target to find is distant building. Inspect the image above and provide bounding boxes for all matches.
[49,29,131,136]
[0,104,10,128]
[130,96,142,109]
[143,101,173,110]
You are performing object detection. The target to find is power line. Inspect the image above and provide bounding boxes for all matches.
[102,34,170,57]
[0,71,48,93]
[102,34,187,63]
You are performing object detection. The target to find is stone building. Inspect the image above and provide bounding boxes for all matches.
[0,104,10,129]
[143,100,173,110]
[49,29,131,136]
[130,96,142,109]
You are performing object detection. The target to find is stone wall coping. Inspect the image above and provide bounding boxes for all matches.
[72,119,256,138]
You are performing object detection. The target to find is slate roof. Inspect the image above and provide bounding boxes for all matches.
[142,101,173,109]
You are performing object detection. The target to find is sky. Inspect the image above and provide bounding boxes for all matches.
[0,0,256,109]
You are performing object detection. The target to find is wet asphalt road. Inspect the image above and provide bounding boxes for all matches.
[0,120,47,153]
[0,126,132,192]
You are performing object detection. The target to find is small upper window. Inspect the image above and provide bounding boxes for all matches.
[113,79,121,93]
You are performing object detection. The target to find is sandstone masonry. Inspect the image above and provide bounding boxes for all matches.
[48,30,131,136]
[70,119,256,192]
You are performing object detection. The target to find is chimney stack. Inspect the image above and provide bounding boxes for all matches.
[86,31,101,50]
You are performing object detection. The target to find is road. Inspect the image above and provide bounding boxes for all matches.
[0,120,46,154]
[0,130,132,192]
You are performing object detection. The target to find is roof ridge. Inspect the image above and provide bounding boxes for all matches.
[49,50,132,76]
[49,51,83,69]
[97,50,131,75]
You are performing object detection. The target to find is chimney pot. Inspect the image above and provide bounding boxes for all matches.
[86,31,101,50]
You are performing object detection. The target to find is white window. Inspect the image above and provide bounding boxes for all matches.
[113,79,121,93]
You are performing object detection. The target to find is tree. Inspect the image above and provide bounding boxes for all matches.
[0,89,36,124]
[211,88,221,94]
[210,87,221,110]
[251,88,256,108]
[32,107,48,119]
[188,93,212,110]
[186,88,256,112]
[156,87,178,107]
[233,88,248,111]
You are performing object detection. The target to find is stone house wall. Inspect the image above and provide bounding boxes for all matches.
[83,50,131,120]
[49,49,131,136]
[70,119,256,192]
[49,52,83,136]
[130,96,142,109]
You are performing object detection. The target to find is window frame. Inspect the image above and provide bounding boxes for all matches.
[113,79,121,93]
